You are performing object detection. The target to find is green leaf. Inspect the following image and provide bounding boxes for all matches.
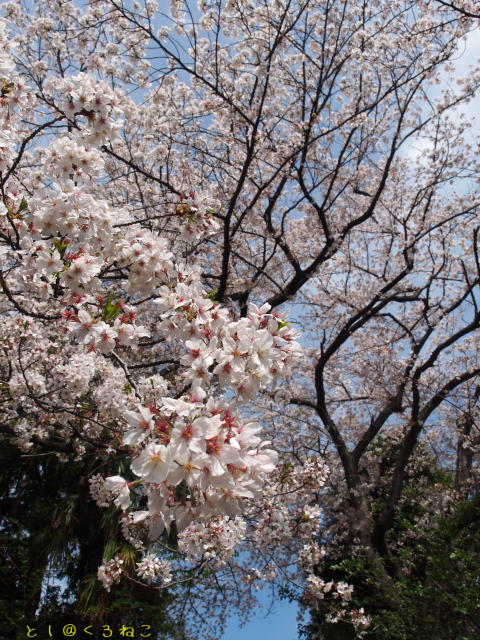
[53,237,69,259]
[101,296,122,322]
[17,197,28,214]
[206,289,218,301]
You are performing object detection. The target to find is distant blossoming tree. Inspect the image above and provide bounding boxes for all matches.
[1,0,479,638]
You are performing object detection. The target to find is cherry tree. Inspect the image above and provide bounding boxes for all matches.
[1,0,479,638]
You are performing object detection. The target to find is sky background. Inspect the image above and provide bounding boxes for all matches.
[223,590,299,640]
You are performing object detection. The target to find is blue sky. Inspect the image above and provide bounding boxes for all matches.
[222,591,299,640]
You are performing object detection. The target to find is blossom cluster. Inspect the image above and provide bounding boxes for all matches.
[135,554,172,584]
[177,516,246,563]
[0,16,303,593]
[97,398,279,540]
[175,191,221,241]
[306,576,370,637]
[51,72,124,146]
[156,295,301,399]
[0,19,34,172]
[97,556,125,592]
[306,575,354,602]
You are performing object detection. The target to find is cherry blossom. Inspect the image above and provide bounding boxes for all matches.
[2,1,480,637]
